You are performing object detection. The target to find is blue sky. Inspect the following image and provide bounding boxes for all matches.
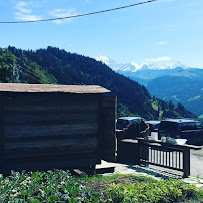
[0,0,203,68]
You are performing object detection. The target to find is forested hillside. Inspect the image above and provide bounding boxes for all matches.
[147,75,203,116]
[0,46,196,120]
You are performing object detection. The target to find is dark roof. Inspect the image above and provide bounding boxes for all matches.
[0,83,110,94]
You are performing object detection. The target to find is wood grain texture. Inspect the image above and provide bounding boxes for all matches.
[0,92,116,171]
[101,96,116,162]
[0,83,110,93]
[4,124,97,138]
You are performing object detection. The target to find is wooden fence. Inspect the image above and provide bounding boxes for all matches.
[138,139,190,177]
[116,137,201,178]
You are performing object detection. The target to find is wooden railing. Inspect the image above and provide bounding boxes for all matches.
[138,139,201,178]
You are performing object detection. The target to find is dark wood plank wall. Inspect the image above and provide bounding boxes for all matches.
[101,96,116,162]
[0,92,100,172]
[0,95,5,165]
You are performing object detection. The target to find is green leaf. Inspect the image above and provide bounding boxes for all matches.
[21,190,28,196]
[31,199,41,203]
[48,195,59,202]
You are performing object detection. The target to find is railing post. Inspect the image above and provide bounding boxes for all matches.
[145,141,149,167]
[138,139,149,166]
[138,139,142,165]
[183,147,190,178]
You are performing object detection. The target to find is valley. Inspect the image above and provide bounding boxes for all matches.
[97,57,203,118]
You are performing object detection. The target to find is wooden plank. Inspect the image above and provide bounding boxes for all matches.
[3,93,98,106]
[5,137,97,151]
[4,116,97,126]
[4,153,97,164]
[4,113,96,122]
[5,149,97,160]
[1,155,98,173]
[4,133,96,142]
[97,95,102,162]
[5,103,97,112]
[4,152,97,162]
[5,109,97,117]
[0,83,110,94]
[4,158,97,171]
[5,148,96,159]
[4,124,97,138]
[183,147,190,178]
[5,148,97,159]
[101,95,116,162]
[0,95,5,162]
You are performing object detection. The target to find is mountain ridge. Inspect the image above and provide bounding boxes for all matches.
[95,56,192,72]
[96,56,203,117]
[0,46,196,120]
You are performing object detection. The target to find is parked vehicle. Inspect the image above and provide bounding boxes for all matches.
[158,118,203,145]
[116,117,149,139]
[116,117,142,130]
[146,121,160,133]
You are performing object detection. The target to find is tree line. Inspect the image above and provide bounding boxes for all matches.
[0,46,196,120]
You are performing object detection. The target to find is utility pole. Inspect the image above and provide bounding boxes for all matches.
[11,63,17,83]
[11,63,15,83]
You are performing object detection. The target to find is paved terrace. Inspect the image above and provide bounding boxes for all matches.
[96,148,203,189]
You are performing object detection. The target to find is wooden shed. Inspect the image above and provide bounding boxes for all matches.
[0,83,116,174]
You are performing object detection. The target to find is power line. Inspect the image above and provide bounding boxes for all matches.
[21,70,44,84]
[18,64,41,79]
[15,64,45,84]
[0,0,157,24]
[18,65,45,84]
[10,63,51,84]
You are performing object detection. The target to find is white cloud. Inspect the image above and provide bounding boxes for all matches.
[14,13,42,21]
[16,1,31,7]
[14,1,42,21]
[157,41,168,45]
[48,8,77,24]
[15,1,32,13]
[146,56,172,62]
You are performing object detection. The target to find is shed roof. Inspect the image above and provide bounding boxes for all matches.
[0,83,110,94]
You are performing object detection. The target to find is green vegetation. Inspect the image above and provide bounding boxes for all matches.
[199,115,203,122]
[106,179,198,203]
[147,75,203,116]
[0,46,196,120]
[0,49,16,83]
[0,171,202,202]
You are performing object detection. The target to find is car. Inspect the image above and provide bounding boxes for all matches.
[116,117,150,139]
[146,121,160,133]
[116,117,142,130]
[158,118,203,145]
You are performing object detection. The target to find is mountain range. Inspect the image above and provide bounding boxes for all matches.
[0,46,196,120]
[96,56,203,117]
[95,56,190,73]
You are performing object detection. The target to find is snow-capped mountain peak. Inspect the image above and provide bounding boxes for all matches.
[95,56,110,66]
[95,56,190,72]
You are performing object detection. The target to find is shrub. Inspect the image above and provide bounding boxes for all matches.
[106,179,199,203]
[0,171,200,203]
